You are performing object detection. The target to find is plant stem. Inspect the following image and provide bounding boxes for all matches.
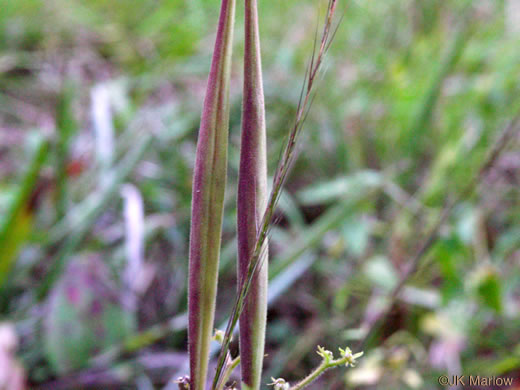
[215,356,241,390]
[289,356,351,390]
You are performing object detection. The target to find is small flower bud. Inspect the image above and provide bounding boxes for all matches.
[175,375,190,390]
[339,347,364,367]
[213,329,225,344]
[317,345,334,363]
[268,377,290,390]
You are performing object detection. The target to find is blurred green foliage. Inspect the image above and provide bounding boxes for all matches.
[44,256,135,374]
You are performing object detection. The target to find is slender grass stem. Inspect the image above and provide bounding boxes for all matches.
[215,356,241,390]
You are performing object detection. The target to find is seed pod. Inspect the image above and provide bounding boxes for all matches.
[188,0,236,389]
[237,0,268,388]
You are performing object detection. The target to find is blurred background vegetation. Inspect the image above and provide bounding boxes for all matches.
[1,0,519,389]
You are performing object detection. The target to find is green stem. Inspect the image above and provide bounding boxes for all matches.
[216,356,241,390]
[289,356,351,390]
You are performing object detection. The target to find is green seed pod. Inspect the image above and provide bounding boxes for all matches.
[44,256,135,374]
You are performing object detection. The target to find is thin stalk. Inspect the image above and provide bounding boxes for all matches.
[215,356,241,390]
[188,1,236,389]
[212,2,341,387]
[289,356,353,390]
[268,347,362,390]
[237,0,268,388]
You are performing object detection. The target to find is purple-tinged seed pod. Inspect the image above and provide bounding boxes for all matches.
[238,0,268,388]
[188,1,236,389]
